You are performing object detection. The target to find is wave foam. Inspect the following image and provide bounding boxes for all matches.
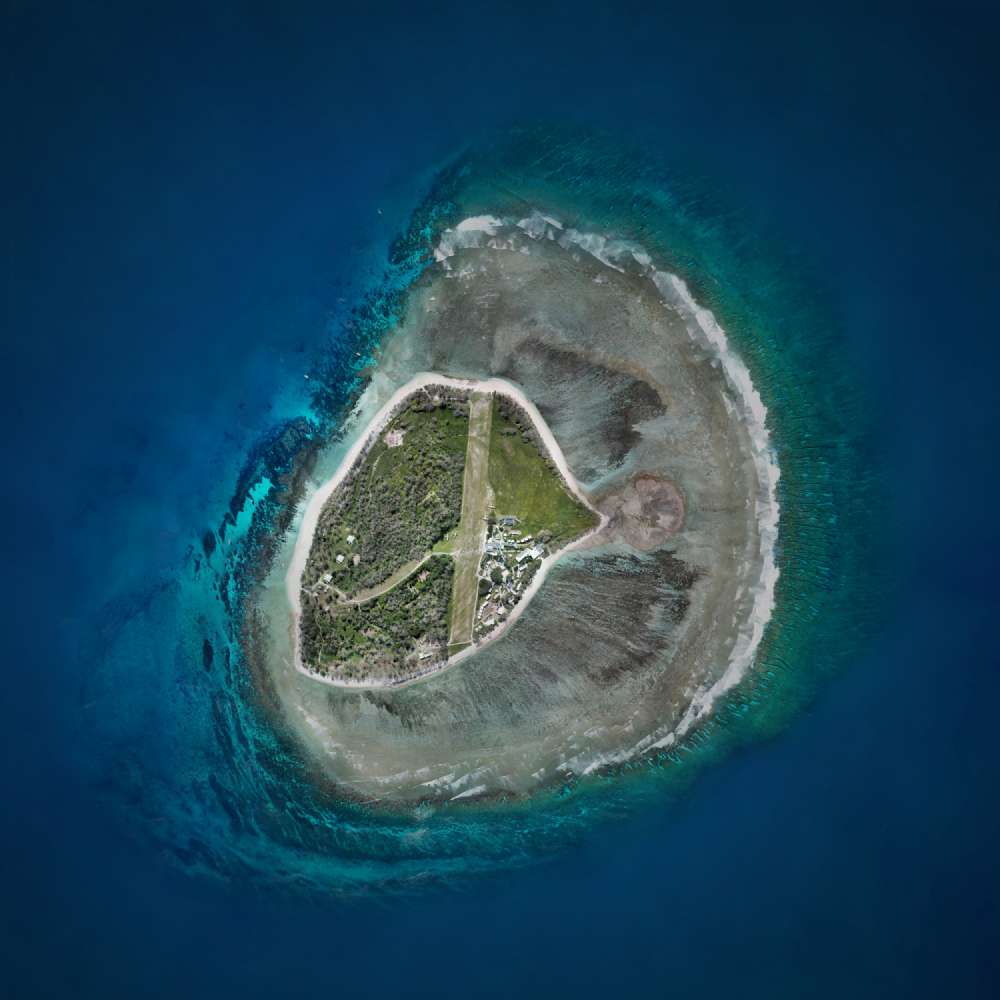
[434,215,505,262]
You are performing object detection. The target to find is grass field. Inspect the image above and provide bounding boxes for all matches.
[488,397,598,545]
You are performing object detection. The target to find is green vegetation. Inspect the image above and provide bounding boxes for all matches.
[298,385,599,682]
[304,387,469,597]
[488,396,598,546]
[300,555,453,682]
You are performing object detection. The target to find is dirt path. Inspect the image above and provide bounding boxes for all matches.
[339,553,434,605]
[447,392,493,645]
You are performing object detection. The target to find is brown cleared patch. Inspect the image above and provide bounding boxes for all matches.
[596,472,685,551]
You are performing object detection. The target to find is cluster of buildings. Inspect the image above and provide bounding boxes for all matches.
[474,516,548,637]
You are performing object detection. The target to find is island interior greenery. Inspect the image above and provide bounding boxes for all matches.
[299,383,597,684]
[488,396,598,546]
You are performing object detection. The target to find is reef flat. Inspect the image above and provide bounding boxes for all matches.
[252,209,778,805]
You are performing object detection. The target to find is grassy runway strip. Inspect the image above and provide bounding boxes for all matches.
[447,392,494,645]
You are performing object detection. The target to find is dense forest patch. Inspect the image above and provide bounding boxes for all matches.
[300,555,454,681]
[303,387,469,598]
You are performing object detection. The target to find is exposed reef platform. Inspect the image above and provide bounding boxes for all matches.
[252,211,777,805]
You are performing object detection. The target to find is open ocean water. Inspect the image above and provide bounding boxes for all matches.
[3,3,998,997]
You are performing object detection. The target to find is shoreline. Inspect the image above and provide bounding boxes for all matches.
[286,372,608,689]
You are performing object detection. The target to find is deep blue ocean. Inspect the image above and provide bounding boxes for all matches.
[3,3,999,997]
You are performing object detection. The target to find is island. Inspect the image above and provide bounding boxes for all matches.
[260,207,774,806]
[293,376,601,686]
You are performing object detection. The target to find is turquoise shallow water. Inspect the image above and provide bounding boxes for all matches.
[67,129,882,893]
[4,3,998,997]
